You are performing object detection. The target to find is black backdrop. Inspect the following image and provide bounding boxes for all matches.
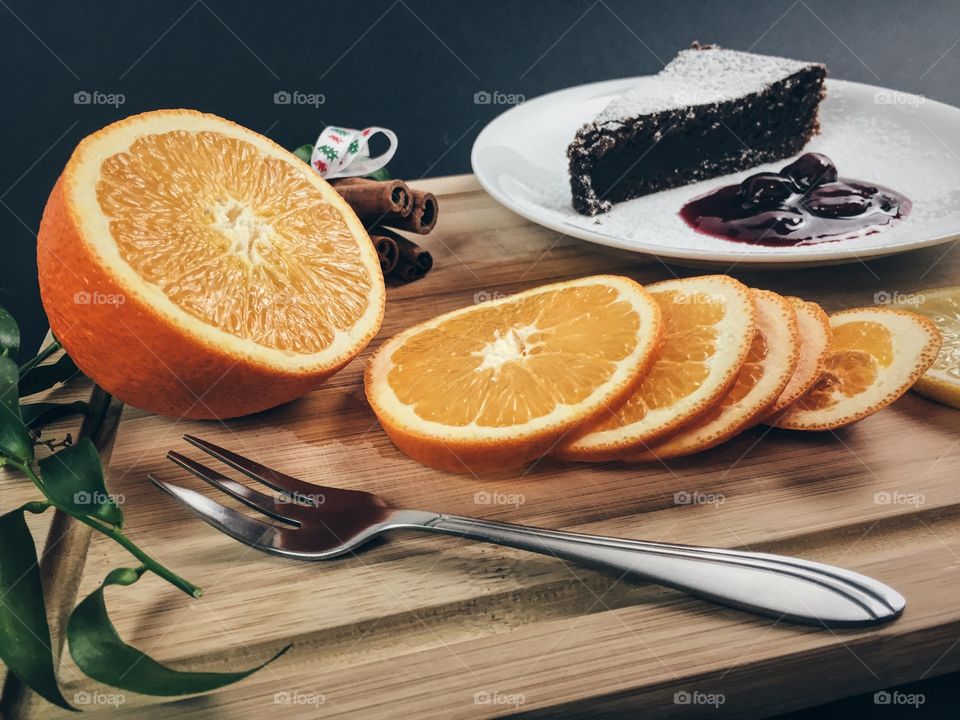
[5,0,960,354]
[2,2,959,713]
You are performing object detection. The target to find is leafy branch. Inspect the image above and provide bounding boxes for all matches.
[0,307,284,711]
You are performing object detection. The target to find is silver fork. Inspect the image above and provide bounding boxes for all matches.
[149,435,905,628]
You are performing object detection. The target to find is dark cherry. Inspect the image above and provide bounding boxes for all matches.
[803,183,873,217]
[679,153,910,247]
[739,172,796,205]
[781,152,838,189]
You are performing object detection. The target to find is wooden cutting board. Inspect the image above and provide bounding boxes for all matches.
[20,175,960,718]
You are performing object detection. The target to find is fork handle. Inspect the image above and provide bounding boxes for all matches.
[416,514,904,627]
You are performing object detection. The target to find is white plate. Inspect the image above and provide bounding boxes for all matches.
[471,78,960,268]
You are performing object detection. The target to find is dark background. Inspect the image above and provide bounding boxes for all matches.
[2,1,958,715]
[6,0,960,356]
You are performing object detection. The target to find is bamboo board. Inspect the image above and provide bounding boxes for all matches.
[23,175,960,718]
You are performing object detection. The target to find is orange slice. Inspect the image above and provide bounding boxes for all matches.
[775,307,942,430]
[38,110,384,419]
[364,276,663,473]
[764,297,832,420]
[555,275,756,462]
[623,288,800,462]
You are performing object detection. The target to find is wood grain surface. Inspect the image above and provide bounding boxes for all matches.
[14,175,960,718]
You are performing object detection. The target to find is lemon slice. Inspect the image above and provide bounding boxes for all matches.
[907,286,960,408]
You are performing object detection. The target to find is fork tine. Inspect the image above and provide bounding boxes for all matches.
[149,475,290,553]
[166,451,300,525]
[182,434,325,504]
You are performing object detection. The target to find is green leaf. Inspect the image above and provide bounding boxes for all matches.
[366,166,391,181]
[0,306,19,358]
[19,354,79,398]
[0,357,33,462]
[38,438,122,526]
[293,143,313,164]
[20,401,88,428]
[0,508,74,710]
[68,569,288,695]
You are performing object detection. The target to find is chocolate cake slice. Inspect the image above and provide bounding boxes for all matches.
[567,43,826,215]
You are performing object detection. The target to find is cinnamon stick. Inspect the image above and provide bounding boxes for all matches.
[370,233,399,274]
[382,190,438,235]
[332,178,412,218]
[372,227,432,283]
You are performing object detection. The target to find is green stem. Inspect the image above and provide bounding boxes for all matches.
[13,460,201,598]
[75,515,202,598]
[18,339,61,377]
[19,457,46,494]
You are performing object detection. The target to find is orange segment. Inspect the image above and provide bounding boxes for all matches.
[623,289,800,462]
[38,110,384,419]
[792,350,878,411]
[765,298,832,420]
[364,276,663,472]
[776,307,942,430]
[831,321,894,366]
[555,275,756,461]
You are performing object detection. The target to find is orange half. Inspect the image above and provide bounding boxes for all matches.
[38,110,384,418]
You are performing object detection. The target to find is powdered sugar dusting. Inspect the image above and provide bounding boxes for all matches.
[596,47,821,126]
